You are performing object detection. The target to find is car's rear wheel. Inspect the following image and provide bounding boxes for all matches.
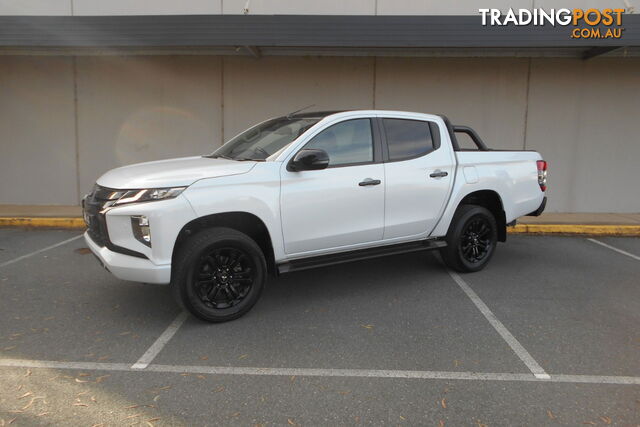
[171,227,266,322]
[440,204,497,273]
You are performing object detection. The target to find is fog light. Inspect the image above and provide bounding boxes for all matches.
[131,215,151,247]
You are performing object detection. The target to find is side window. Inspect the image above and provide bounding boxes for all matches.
[304,119,373,167]
[383,119,434,161]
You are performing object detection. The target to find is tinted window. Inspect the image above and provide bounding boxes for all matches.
[210,117,319,161]
[304,119,373,166]
[383,119,434,161]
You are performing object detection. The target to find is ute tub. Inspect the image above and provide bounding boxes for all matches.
[85,231,171,284]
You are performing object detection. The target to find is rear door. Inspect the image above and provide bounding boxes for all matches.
[380,117,455,239]
[280,118,385,255]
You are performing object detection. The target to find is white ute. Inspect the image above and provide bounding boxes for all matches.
[83,110,547,322]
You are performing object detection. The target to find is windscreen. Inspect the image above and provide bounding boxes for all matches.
[208,117,319,161]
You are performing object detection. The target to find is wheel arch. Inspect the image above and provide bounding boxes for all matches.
[172,211,277,277]
[456,190,507,242]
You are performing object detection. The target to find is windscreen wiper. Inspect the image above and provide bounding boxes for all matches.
[208,154,264,162]
[235,157,265,162]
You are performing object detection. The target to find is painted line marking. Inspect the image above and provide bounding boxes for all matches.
[587,238,640,261]
[443,266,550,379]
[131,312,189,370]
[0,358,639,385]
[0,234,83,268]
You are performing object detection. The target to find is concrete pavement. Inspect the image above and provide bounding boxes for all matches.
[0,229,639,425]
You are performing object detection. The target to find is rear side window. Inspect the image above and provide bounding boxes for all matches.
[383,119,434,161]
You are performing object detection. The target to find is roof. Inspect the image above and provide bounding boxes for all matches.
[296,110,444,123]
[289,110,346,119]
[0,14,638,51]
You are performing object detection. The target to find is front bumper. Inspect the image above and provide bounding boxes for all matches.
[85,231,171,284]
[82,186,197,282]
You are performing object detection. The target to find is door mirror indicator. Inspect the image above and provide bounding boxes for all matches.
[288,149,330,171]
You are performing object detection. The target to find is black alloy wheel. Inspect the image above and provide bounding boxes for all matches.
[195,247,254,309]
[441,204,498,273]
[460,217,493,264]
[172,227,266,322]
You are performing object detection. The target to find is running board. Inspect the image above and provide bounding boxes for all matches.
[277,239,447,274]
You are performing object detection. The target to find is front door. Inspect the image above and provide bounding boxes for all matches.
[280,118,385,255]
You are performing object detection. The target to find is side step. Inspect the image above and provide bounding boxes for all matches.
[277,239,447,274]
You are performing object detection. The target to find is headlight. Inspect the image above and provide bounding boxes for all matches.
[102,187,186,207]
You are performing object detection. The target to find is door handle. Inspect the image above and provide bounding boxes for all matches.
[429,170,448,178]
[359,178,381,186]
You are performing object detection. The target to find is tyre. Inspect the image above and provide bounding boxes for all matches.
[171,227,267,322]
[440,204,497,273]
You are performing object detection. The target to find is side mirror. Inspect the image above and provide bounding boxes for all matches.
[288,149,329,171]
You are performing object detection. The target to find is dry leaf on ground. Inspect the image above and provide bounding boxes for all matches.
[123,413,142,420]
[21,397,44,410]
[95,375,110,383]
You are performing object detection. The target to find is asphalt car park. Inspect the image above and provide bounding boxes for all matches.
[1,229,639,425]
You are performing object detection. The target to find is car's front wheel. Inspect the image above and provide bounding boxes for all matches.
[440,204,497,273]
[171,227,266,322]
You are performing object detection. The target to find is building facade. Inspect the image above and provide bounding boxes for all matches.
[1,1,639,213]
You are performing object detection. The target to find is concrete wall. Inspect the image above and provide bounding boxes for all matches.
[223,57,375,138]
[0,56,78,205]
[374,58,529,151]
[75,56,223,196]
[0,0,631,15]
[526,58,640,212]
[0,55,639,213]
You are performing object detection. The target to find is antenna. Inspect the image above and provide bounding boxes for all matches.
[286,104,315,119]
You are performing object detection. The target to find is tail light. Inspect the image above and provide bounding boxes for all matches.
[536,160,547,191]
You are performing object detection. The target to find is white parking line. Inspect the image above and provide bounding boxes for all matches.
[0,234,83,268]
[131,311,189,370]
[1,358,639,385]
[587,238,640,261]
[444,268,551,379]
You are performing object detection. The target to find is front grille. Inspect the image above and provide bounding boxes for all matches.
[82,185,149,260]
[83,184,116,247]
